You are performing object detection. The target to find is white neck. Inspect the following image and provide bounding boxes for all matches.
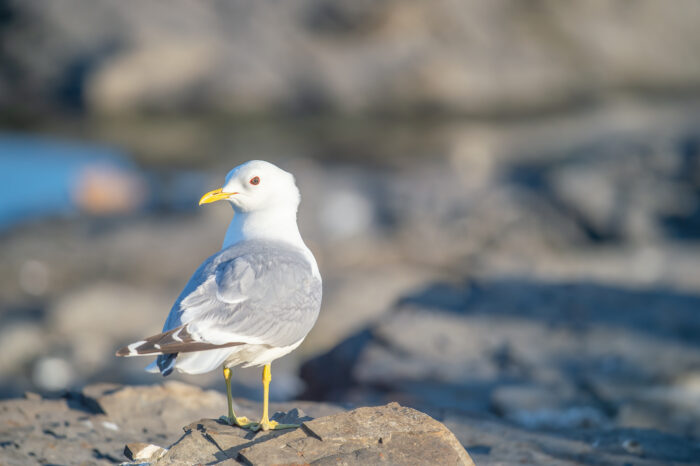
[222,207,321,279]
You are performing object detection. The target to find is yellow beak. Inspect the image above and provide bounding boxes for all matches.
[199,188,236,205]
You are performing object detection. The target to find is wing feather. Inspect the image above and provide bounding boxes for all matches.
[115,324,243,356]
[117,240,322,358]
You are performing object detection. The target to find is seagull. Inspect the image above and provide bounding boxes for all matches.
[116,160,322,431]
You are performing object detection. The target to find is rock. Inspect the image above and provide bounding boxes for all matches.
[2,381,700,465]
[124,442,167,462]
[85,381,344,443]
[0,382,344,465]
[154,421,227,465]
[154,417,303,465]
[151,403,474,465]
[241,403,473,465]
[0,395,131,464]
[87,381,230,440]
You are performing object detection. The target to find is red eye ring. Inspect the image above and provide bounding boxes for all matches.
[249,176,260,185]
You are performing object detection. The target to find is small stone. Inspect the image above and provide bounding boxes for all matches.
[102,421,119,431]
[124,442,167,461]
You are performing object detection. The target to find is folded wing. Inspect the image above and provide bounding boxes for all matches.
[116,240,322,358]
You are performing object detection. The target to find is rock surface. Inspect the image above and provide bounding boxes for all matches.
[0,382,472,465]
[2,382,699,465]
[0,382,343,465]
[152,403,473,465]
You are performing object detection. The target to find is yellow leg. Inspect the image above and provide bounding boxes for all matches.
[249,364,299,432]
[259,364,274,430]
[222,367,250,428]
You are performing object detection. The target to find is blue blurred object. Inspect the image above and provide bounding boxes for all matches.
[0,134,142,230]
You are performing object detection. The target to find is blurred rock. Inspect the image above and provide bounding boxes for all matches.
[49,281,173,373]
[31,356,74,392]
[319,187,374,240]
[542,145,694,243]
[3,0,700,115]
[306,264,434,354]
[591,378,700,437]
[445,415,700,466]
[302,279,700,437]
[491,385,609,430]
[0,322,46,374]
[18,259,49,296]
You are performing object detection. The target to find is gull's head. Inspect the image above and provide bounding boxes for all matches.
[199,160,300,213]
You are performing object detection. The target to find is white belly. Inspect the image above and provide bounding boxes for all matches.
[224,338,305,368]
[166,337,306,375]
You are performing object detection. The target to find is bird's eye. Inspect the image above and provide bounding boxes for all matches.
[249,176,260,186]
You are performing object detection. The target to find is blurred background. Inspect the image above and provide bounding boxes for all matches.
[1,0,700,440]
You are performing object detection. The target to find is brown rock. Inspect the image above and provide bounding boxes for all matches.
[155,418,297,465]
[124,442,167,462]
[238,403,474,466]
[150,403,473,465]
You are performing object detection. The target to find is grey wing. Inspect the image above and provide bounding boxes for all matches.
[163,244,322,348]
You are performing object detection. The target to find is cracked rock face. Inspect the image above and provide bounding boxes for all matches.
[154,403,473,465]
